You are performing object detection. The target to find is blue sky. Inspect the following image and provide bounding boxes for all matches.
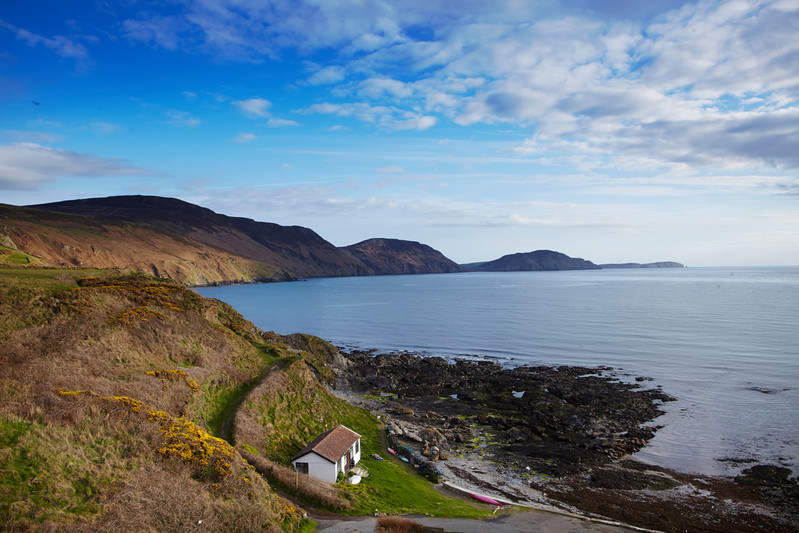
[1,0,797,266]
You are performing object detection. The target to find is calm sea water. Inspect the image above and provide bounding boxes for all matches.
[197,267,799,477]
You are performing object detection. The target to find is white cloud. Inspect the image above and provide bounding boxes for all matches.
[233,133,257,143]
[233,98,272,118]
[377,166,405,174]
[2,130,64,143]
[1,19,91,66]
[357,78,413,99]
[267,118,300,127]
[304,102,436,130]
[166,109,201,127]
[307,65,346,85]
[121,16,187,52]
[34,0,799,173]
[89,122,120,136]
[0,143,151,190]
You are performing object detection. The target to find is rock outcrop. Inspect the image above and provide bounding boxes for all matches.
[339,350,674,476]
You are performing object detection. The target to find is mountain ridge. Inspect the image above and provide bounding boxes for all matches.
[3,195,466,285]
[3,195,685,285]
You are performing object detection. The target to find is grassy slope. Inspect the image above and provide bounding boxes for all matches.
[0,268,489,531]
[0,269,307,531]
[234,353,488,518]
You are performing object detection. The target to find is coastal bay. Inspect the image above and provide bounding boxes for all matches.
[198,266,799,478]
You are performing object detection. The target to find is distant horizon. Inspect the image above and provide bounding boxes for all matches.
[10,194,797,269]
[1,1,797,267]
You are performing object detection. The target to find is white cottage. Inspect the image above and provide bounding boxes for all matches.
[291,425,361,484]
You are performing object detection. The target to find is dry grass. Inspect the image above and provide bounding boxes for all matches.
[0,270,310,531]
[377,515,424,533]
[240,448,351,510]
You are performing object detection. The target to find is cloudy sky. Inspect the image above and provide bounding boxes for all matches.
[1,0,797,266]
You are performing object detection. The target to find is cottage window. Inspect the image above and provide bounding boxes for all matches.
[355,440,360,454]
[295,462,308,475]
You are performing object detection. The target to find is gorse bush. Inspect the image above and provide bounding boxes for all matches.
[59,390,243,485]
[146,368,200,393]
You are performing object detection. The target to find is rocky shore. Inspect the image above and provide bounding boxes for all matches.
[334,350,798,532]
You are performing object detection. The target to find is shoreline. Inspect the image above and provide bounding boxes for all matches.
[331,350,799,532]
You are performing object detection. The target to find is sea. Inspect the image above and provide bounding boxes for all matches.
[197,266,799,477]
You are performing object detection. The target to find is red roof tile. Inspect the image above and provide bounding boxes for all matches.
[291,425,360,463]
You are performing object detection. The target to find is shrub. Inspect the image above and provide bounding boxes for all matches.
[377,515,424,533]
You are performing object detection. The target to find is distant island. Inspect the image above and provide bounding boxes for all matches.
[463,250,600,272]
[463,252,684,272]
[600,262,686,269]
[0,195,682,286]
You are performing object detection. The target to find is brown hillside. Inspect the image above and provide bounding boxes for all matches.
[344,238,465,275]
[0,269,309,531]
[31,195,374,278]
[0,203,294,286]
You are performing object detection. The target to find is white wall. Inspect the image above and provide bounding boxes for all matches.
[292,437,362,484]
[292,452,337,484]
[352,439,361,466]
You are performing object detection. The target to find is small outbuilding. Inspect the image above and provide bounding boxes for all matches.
[291,425,361,484]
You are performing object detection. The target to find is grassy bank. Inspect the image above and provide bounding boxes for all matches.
[0,268,491,530]
[0,269,308,531]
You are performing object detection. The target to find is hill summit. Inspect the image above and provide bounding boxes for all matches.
[344,238,465,275]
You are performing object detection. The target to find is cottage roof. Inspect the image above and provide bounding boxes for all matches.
[291,425,360,463]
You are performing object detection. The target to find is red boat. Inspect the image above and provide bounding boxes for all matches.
[470,493,502,506]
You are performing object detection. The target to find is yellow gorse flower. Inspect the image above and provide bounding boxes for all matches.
[145,369,200,393]
[58,386,251,485]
